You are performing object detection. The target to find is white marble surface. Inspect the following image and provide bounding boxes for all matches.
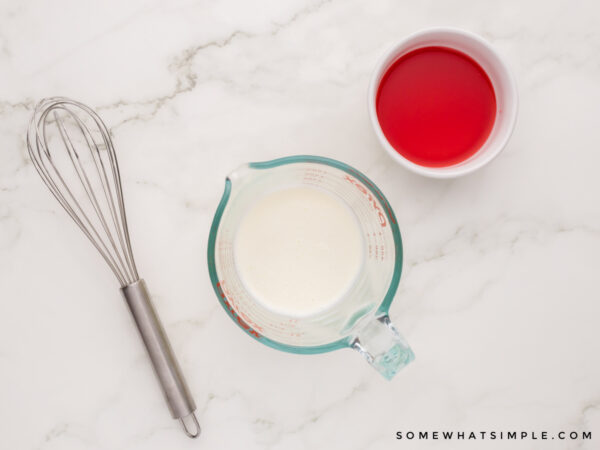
[1,0,599,449]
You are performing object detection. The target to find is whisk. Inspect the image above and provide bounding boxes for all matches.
[26,97,200,438]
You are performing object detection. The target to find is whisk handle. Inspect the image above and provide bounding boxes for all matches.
[121,279,200,438]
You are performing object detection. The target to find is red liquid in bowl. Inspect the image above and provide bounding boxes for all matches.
[376,46,497,167]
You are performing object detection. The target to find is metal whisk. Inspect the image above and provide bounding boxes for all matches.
[26,97,200,438]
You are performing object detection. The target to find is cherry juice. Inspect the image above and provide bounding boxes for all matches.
[376,46,497,167]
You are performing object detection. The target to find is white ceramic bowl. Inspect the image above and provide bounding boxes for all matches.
[368,27,518,178]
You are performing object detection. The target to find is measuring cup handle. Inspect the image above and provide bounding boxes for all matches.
[350,314,414,380]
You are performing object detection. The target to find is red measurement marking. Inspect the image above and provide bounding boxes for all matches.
[344,174,387,227]
[217,280,263,337]
[303,167,326,185]
[347,170,396,225]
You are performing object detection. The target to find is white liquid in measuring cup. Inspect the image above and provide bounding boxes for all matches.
[234,186,364,316]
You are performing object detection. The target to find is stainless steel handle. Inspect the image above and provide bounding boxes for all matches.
[121,279,200,438]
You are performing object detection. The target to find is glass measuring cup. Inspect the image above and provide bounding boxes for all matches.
[207,156,414,379]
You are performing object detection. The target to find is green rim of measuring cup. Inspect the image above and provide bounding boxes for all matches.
[207,155,403,354]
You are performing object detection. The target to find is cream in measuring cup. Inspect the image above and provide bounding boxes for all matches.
[208,156,414,379]
[234,186,364,316]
